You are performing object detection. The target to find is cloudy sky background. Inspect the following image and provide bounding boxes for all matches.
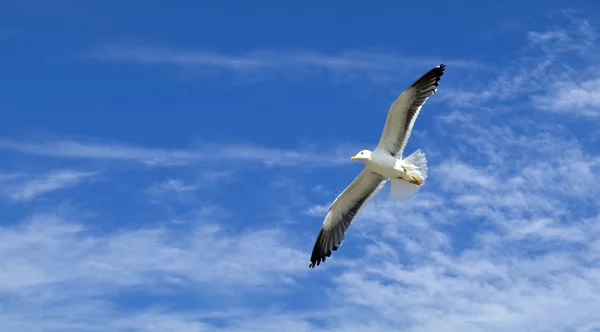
[2,1,600,331]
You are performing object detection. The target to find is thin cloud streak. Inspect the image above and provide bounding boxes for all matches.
[89,45,484,82]
[1,170,95,202]
[0,139,349,168]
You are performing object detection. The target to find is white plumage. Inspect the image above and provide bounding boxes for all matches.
[390,149,428,200]
[309,64,445,268]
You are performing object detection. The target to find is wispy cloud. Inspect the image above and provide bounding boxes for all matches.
[0,139,194,165]
[533,78,600,117]
[89,45,483,83]
[0,213,306,291]
[0,210,310,331]
[0,138,349,168]
[145,178,198,204]
[442,15,600,118]
[147,178,196,195]
[1,170,95,202]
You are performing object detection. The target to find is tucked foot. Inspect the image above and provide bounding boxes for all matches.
[401,166,422,185]
[409,176,422,185]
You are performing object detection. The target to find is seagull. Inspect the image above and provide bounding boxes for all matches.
[309,64,445,268]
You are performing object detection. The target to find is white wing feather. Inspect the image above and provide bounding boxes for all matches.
[374,64,445,158]
[309,170,386,267]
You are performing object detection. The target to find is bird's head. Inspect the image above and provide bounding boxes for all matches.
[351,150,372,162]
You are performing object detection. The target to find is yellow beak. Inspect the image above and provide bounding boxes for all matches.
[351,155,358,160]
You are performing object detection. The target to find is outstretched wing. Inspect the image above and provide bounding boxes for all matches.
[375,64,445,158]
[309,170,387,268]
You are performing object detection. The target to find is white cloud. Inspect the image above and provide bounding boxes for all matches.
[0,209,311,331]
[533,78,600,117]
[0,139,349,168]
[304,204,328,217]
[0,170,95,202]
[89,45,483,83]
[0,172,22,181]
[2,213,306,288]
[156,178,196,193]
[0,214,306,291]
[442,15,600,119]
[146,178,197,202]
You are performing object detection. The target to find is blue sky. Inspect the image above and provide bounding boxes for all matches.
[2,1,600,331]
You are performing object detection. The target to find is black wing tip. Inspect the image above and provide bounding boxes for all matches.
[309,256,325,268]
[309,229,338,268]
[309,246,335,268]
[429,63,446,81]
[410,63,446,90]
[434,63,446,77]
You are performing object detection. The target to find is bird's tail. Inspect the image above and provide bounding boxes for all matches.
[390,178,422,200]
[389,149,427,200]
[403,149,428,182]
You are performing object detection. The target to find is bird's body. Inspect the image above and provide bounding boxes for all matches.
[367,151,417,182]
[309,64,445,268]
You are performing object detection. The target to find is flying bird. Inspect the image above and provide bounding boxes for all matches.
[309,64,445,268]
